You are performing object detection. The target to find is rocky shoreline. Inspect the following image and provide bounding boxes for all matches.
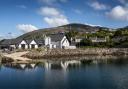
[23,48,128,59]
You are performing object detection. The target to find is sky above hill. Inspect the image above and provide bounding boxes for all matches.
[0,0,128,38]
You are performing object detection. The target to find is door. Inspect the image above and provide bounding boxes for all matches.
[31,44,35,49]
[21,44,25,49]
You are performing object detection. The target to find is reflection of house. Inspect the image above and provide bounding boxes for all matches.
[4,63,36,70]
[0,33,74,50]
[89,37,107,43]
[44,60,81,70]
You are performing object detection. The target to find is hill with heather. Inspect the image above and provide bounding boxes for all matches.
[16,23,109,40]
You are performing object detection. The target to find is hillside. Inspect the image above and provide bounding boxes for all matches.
[16,23,109,40]
[117,26,128,31]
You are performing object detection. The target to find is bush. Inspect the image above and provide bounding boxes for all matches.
[78,38,92,47]
[36,47,47,52]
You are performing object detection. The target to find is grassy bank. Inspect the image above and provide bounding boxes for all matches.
[23,48,128,59]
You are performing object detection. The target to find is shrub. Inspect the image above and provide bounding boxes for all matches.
[78,38,92,47]
[36,47,47,52]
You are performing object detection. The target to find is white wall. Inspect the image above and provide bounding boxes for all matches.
[51,42,59,48]
[10,45,16,49]
[75,39,82,43]
[29,40,38,49]
[61,36,70,48]
[50,36,70,49]
[64,46,76,49]
[45,37,51,46]
[18,40,28,49]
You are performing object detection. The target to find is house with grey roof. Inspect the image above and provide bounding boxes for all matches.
[0,33,73,50]
[89,37,107,43]
[48,33,70,49]
[0,39,16,50]
[17,39,45,49]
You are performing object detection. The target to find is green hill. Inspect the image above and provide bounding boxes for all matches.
[16,23,109,40]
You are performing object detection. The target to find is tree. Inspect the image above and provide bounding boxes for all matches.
[66,31,78,38]
[105,39,115,47]
[78,38,92,46]
[66,31,79,42]
[114,30,122,36]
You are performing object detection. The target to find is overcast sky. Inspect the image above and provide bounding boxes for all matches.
[0,0,128,38]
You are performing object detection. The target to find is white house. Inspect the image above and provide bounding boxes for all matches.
[29,40,38,49]
[89,37,107,43]
[0,33,75,50]
[47,33,70,49]
[18,40,28,49]
[17,39,44,49]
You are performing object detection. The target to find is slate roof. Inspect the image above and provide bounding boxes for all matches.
[0,39,45,45]
[13,38,23,45]
[34,39,45,45]
[0,33,66,45]
[26,40,33,44]
[48,33,65,42]
[89,37,106,42]
[24,39,45,45]
[0,39,15,45]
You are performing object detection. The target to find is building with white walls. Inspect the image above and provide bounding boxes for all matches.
[0,33,74,49]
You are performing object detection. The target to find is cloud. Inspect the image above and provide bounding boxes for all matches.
[44,17,69,26]
[85,23,102,27]
[106,5,128,21]
[0,33,18,39]
[39,0,67,5]
[16,5,27,9]
[17,24,38,33]
[60,0,67,2]
[0,35,4,40]
[39,7,69,27]
[39,7,60,16]
[89,1,109,10]
[118,0,127,4]
[118,0,128,7]
[74,9,82,14]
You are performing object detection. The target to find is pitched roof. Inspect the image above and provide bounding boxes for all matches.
[34,39,44,45]
[0,39,16,45]
[13,38,23,45]
[0,33,66,45]
[20,39,45,45]
[0,39,45,45]
[48,33,65,42]
[26,40,33,44]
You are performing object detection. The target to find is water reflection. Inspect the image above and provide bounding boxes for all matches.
[3,63,37,70]
[2,60,82,71]
[0,57,128,89]
[2,56,128,70]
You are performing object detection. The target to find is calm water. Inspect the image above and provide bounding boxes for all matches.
[0,58,128,89]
